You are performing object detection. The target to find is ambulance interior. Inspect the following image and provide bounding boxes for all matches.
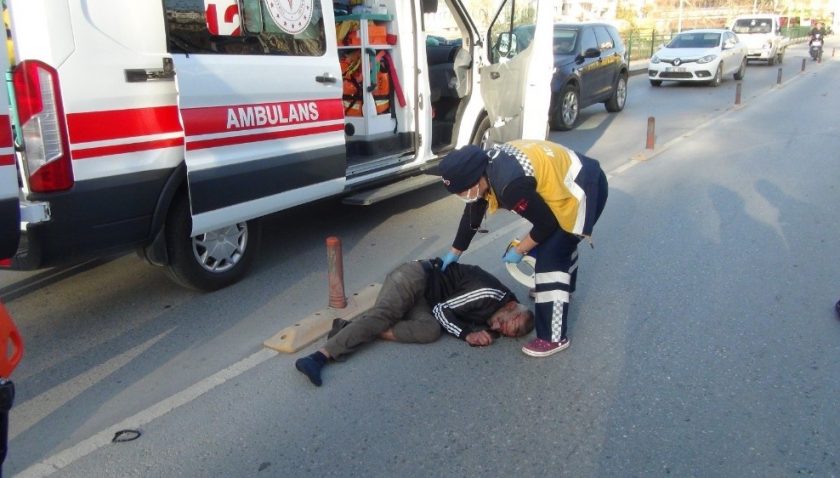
[336,0,473,169]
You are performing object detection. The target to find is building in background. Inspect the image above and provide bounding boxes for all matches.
[430,0,837,35]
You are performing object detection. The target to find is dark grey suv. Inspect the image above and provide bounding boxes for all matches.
[548,23,629,130]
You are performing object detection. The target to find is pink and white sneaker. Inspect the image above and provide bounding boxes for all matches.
[521,337,570,357]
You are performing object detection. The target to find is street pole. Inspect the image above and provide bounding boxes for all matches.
[678,0,683,32]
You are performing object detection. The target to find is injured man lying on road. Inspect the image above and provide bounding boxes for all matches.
[295,258,534,386]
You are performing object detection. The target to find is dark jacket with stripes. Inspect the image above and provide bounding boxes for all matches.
[424,259,517,340]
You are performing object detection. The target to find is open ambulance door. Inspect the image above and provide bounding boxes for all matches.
[0,38,19,260]
[479,0,553,144]
[171,0,346,236]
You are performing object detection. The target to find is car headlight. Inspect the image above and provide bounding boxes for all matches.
[764,41,773,49]
[696,54,717,64]
[650,55,660,64]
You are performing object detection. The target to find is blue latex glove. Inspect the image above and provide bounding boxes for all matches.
[441,251,460,271]
[502,248,524,264]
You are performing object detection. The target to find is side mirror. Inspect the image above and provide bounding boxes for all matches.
[421,0,438,14]
[583,47,600,58]
[239,0,263,33]
[497,32,517,56]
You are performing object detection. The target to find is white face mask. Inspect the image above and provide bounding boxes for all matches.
[458,184,481,203]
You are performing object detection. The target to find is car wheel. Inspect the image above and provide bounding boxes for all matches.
[551,85,579,131]
[649,79,662,87]
[777,49,785,64]
[165,193,261,291]
[733,58,746,80]
[767,53,775,66]
[709,64,722,87]
[605,73,627,112]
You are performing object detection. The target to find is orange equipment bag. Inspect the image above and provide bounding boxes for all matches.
[368,51,392,115]
[341,50,393,117]
[341,51,364,116]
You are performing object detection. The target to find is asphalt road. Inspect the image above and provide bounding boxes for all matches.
[3,41,839,477]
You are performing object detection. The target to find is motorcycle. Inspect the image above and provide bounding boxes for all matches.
[810,33,823,61]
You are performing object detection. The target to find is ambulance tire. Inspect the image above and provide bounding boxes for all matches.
[164,193,261,292]
[470,115,492,148]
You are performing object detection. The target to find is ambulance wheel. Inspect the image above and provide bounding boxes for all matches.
[470,115,492,148]
[164,194,261,292]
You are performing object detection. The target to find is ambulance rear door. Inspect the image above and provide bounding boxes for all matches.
[480,0,553,144]
[167,0,346,235]
[0,31,19,260]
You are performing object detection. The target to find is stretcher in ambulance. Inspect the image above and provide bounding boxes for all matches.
[1,0,552,291]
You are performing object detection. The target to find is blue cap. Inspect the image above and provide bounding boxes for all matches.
[439,145,489,193]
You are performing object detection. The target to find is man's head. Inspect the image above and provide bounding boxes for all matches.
[488,301,534,337]
[439,145,490,195]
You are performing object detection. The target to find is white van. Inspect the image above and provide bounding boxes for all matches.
[0,0,554,290]
[730,14,786,65]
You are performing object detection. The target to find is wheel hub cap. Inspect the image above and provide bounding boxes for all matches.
[192,223,247,273]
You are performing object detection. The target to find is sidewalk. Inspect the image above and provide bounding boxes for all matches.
[629,58,649,76]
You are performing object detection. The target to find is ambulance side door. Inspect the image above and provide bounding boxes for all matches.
[0,32,19,260]
[479,0,553,144]
[165,0,346,235]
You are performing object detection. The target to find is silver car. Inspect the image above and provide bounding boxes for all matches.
[648,29,748,87]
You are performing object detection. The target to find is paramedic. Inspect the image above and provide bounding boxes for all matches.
[437,140,608,358]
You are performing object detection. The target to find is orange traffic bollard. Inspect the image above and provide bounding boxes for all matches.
[646,117,655,150]
[1,301,23,469]
[326,237,347,309]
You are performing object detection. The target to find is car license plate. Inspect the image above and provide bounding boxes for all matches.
[666,66,686,72]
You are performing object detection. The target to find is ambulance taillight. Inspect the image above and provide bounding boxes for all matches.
[12,60,73,193]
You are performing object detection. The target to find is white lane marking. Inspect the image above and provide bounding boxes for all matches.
[16,348,278,478]
[11,330,173,441]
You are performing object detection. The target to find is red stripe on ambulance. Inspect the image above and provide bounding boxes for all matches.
[72,137,185,160]
[0,116,13,166]
[181,98,344,136]
[186,123,344,151]
[0,116,12,148]
[67,106,183,144]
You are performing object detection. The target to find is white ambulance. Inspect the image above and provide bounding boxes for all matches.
[0,0,553,291]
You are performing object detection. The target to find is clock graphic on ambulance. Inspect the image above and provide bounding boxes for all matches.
[263,0,313,35]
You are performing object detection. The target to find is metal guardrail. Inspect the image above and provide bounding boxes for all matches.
[623,30,674,62]
[622,26,821,62]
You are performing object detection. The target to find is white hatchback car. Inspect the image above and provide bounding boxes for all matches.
[648,29,748,87]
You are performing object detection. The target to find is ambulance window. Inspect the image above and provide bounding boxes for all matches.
[488,0,539,64]
[163,0,326,56]
[423,2,462,46]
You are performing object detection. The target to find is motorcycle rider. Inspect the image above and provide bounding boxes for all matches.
[809,22,827,40]
[809,22,826,60]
